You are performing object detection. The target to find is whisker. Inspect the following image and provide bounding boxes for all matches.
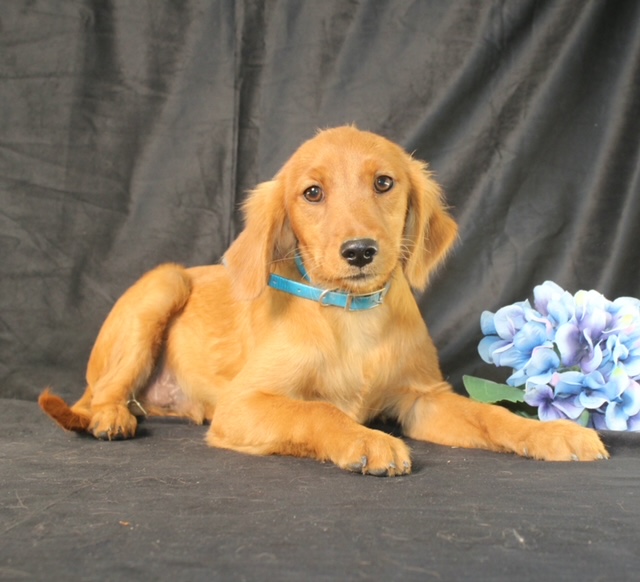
[300,258,325,284]
[267,250,325,285]
[400,237,430,258]
[268,248,299,267]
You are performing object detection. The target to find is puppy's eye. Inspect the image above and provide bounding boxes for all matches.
[303,185,324,203]
[374,175,394,193]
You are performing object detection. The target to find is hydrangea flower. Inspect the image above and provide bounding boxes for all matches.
[477,281,640,431]
[524,382,584,422]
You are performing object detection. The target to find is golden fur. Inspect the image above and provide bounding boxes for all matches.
[39,126,607,475]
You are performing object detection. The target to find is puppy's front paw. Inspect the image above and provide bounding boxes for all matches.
[89,404,137,440]
[520,420,608,461]
[335,429,412,477]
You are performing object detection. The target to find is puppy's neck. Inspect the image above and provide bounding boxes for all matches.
[268,254,391,311]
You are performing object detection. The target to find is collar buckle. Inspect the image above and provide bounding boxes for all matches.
[318,288,338,307]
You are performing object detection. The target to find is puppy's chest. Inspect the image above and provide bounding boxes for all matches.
[304,314,401,417]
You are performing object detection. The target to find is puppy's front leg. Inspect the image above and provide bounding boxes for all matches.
[208,392,411,476]
[401,388,608,461]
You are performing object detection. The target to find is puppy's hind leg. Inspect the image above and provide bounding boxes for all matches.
[82,264,192,440]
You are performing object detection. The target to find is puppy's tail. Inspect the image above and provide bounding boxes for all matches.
[38,388,91,432]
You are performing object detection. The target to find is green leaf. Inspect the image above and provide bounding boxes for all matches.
[576,409,591,427]
[463,375,526,404]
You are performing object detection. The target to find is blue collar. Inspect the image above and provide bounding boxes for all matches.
[267,254,390,311]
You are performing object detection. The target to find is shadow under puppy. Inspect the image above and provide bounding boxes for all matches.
[40,126,608,475]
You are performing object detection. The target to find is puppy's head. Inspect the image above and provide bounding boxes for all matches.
[224,126,457,299]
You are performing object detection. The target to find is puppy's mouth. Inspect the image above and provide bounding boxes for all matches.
[296,248,391,294]
[306,270,381,295]
[344,272,371,281]
[335,269,390,294]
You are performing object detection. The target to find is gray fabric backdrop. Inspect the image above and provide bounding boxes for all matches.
[3,4,640,581]
[2,0,640,401]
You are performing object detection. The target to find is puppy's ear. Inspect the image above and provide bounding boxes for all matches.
[223,179,295,299]
[403,158,458,291]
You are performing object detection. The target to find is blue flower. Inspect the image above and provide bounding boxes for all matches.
[627,411,640,431]
[478,302,552,374]
[533,281,575,328]
[475,281,640,431]
[507,346,560,388]
[607,297,640,337]
[524,382,585,422]
[604,376,640,431]
[578,368,626,409]
[554,290,610,373]
[600,334,640,379]
[552,370,586,397]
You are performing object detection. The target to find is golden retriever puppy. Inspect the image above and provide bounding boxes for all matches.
[39,126,607,475]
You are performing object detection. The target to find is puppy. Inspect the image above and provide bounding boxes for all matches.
[40,126,607,475]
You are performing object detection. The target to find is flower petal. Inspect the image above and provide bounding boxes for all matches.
[527,371,556,386]
[580,340,603,373]
[608,297,640,336]
[527,346,560,376]
[548,294,576,327]
[538,404,565,422]
[608,335,629,365]
[480,311,497,335]
[584,370,606,389]
[605,401,629,431]
[513,321,549,353]
[626,412,640,432]
[506,368,527,387]
[590,410,608,430]
[621,380,640,417]
[493,304,527,340]
[552,395,586,420]
[555,322,583,367]
[579,391,609,409]
[523,383,553,407]
[478,336,510,364]
[553,371,585,396]
[533,281,566,316]
[606,366,630,400]
[623,355,640,378]
[493,345,531,369]
[575,290,610,338]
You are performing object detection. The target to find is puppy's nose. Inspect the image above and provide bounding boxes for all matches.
[340,239,378,268]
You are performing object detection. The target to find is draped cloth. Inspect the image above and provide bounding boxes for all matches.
[2,1,639,399]
[2,3,640,580]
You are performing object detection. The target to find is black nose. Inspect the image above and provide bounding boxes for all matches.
[340,239,379,268]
